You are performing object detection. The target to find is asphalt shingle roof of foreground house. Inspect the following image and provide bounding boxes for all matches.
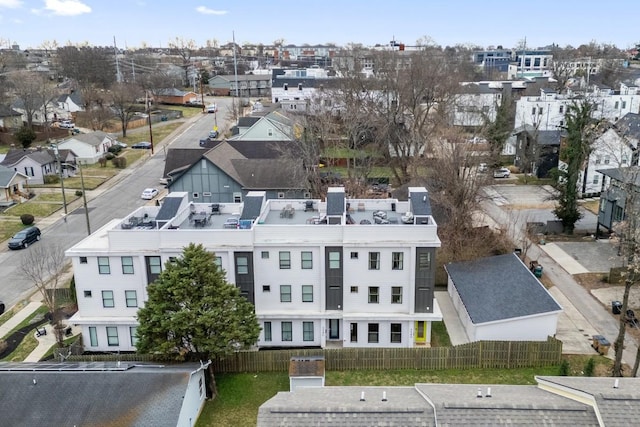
[445,253,562,324]
[258,377,640,426]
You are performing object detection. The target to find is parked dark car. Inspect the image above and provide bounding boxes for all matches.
[8,226,41,249]
[131,141,152,149]
[0,300,4,315]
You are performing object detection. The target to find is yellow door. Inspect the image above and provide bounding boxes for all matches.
[414,321,426,345]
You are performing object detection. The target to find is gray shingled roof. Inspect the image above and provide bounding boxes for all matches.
[0,364,197,427]
[257,386,432,427]
[163,148,209,180]
[615,112,640,140]
[232,159,305,189]
[537,376,640,426]
[0,148,55,167]
[598,166,640,187]
[0,164,25,187]
[0,105,22,117]
[415,383,598,426]
[445,253,562,324]
[67,131,110,147]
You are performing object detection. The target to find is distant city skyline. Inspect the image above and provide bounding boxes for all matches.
[0,0,638,51]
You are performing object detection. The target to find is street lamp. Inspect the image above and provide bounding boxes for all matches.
[51,143,68,217]
[78,160,91,236]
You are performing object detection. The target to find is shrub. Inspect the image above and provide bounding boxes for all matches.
[20,213,35,225]
[98,157,108,167]
[108,145,122,154]
[44,174,60,184]
[117,157,127,168]
[75,190,83,197]
[104,152,115,160]
[583,357,595,377]
[558,359,570,376]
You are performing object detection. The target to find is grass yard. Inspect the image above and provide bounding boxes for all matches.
[0,219,27,243]
[197,356,607,427]
[4,200,62,218]
[120,122,184,146]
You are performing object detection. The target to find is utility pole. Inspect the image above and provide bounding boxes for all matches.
[146,92,154,154]
[114,36,122,83]
[233,31,239,98]
[78,161,91,236]
[51,143,68,217]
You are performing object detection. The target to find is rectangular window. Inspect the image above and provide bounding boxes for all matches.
[614,101,619,109]
[214,256,222,269]
[391,286,403,303]
[130,327,138,347]
[329,251,340,269]
[83,290,92,298]
[98,257,110,274]
[279,251,291,269]
[125,290,137,307]
[604,156,610,165]
[236,256,248,274]
[350,252,358,259]
[392,252,403,270]
[79,257,87,264]
[368,286,379,303]
[559,105,564,113]
[418,252,431,270]
[350,286,358,293]
[121,256,134,274]
[595,156,601,165]
[302,285,313,302]
[303,321,314,341]
[592,175,600,185]
[280,285,292,302]
[89,326,98,347]
[350,323,358,342]
[368,252,380,270]
[622,101,627,109]
[614,205,624,222]
[390,323,402,343]
[538,107,543,115]
[262,285,271,292]
[301,251,313,269]
[281,322,292,341]
[531,107,536,115]
[264,322,272,342]
[106,326,119,346]
[261,251,269,259]
[102,290,115,308]
[368,323,379,343]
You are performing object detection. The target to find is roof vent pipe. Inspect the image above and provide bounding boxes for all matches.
[476,388,483,398]
[382,391,387,402]
[360,391,366,401]
[614,379,620,389]
[486,387,492,397]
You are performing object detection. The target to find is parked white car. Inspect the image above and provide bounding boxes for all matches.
[493,167,511,178]
[59,120,75,129]
[141,188,159,200]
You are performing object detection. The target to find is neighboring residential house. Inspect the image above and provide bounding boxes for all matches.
[451,82,504,128]
[228,111,294,141]
[55,91,84,116]
[0,105,23,129]
[167,139,308,202]
[0,362,208,427]
[579,114,640,196]
[507,48,554,79]
[596,166,640,234]
[154,88,199,105]
[257,376,640,426]
[515,83,640,132]
[513,126,561,177]
[0,147,61,185]
[0,164,30,206]
[162,147,210,186]
[66,187,442,352]
[56,131,117,164]
[271,68,337,110]
[445,253,562,341]
[208,74,271,97]
[231,116,261,137]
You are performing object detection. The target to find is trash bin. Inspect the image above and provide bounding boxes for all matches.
[612,301,622,315]
[533,265,543,278]
[592,335,611,355]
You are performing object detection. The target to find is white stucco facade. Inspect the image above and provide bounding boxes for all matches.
[67,188,442,352]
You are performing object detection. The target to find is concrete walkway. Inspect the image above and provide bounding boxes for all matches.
[0,301,43,339]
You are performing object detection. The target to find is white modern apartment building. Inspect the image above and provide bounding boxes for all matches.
[515,82,640,132]
[66,187,442,353]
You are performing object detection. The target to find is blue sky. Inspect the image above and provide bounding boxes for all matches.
[1,0,638,50]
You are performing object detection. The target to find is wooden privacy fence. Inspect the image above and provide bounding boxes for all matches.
[212,337,562,373]
[63,337,562,372]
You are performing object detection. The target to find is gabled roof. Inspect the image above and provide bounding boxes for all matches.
[0,148,55,167]
[445,253,562,324]
[514,127,562,145]
[615,112,640,140]
[63,131,112,147]
[156,88,196,97]
[0,105,22,117]
[163,148,209,179]
[237,116,261,128]
[0,363,199,427]
[0,164,28,187]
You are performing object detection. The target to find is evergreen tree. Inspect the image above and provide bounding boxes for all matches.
[552,101,596,234]
[136,243,260,395]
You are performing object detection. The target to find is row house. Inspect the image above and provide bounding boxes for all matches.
[66,187,442,352]
[514,82,640,132]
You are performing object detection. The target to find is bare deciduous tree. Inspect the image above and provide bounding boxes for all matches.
[168,37,197,86]
[110,82,142,137]
[20,243,69,347]
[7,70,55,129]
